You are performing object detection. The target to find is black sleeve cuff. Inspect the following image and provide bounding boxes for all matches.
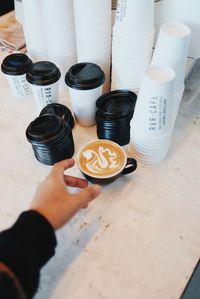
[0,210,57,298]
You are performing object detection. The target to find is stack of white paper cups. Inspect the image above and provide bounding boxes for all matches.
[22,0,48,61]
[73,0,112,93]
[152,22,191,126]
[41,0,77,90]
[129,65,176,165]
[111,0,155,92]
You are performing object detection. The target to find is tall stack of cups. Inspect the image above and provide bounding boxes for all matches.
[151,22,191,126]
[22,0,48,61]
[41,0,77,90]
[73,0,112,93]
[111,0,155,93]
[129,65,176,164]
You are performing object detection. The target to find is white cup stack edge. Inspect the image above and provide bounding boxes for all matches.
[152,22,191,93]
[114,0,154,36]
[22,0,48,61]
[129,65,176,165]
[74,0,111,93]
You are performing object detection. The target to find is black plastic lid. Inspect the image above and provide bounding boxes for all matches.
[65,62,105,90]
[26,61,61,86]
[26,114,64,142]
[1,53,32,76]
[40,103,74,129]
[96,90,137,118]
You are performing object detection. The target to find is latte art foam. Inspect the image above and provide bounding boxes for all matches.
[83,147,119,174]
[78,140,126,178]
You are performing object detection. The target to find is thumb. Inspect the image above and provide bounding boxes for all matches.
[75,184,102,208]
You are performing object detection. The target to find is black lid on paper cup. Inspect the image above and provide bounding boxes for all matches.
[1,53,33,76]
[26,114,64,143]
[65,62,105,90]
[96,90,137,119]
[26,61,61,86]
[40,103,75,129]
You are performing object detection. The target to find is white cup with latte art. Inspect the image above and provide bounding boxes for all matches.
[77,139,137,184]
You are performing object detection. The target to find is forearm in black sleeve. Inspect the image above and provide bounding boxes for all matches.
[0,210,57,298]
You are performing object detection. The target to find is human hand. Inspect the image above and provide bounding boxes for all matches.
[29,159,102,230]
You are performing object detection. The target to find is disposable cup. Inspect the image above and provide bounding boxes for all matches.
[1,53,32,98]
[26,61,61,112]
[129,147,169,161]
[22,0,47,60]
[131,65,175,138]
[114,0,154,36]
[22,0,43,34]
[74,0,111,64]
[41,0,77,62]
[65,63,105,126]
[131,139,170,154]
[152,22,191,93]
[129,145,169,164]
[24,31,48,61]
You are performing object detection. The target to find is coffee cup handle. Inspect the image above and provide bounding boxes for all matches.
[122,158,137,175]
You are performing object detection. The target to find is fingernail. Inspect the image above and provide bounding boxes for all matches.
[93,185,102,196]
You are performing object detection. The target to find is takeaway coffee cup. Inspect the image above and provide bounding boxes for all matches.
[77,139,137,184]
[65,62,105,126]
[26,61,61,112]
[1,53,32,98]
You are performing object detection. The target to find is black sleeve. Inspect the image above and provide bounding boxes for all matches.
[0,211,57,298]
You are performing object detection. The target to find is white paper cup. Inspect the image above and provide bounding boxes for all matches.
[26,61,61,112]
[152,22,191,93]
[74,0,111,66]
[22,0,43,33]
[68,86,104,126]
[129,145,170,165]
[22,0,47,60]
[6,74,31,98]
[1,53,32,98]
[114,0,154,36]
[24,31,48,61]
[41,0,77,61]
[131,65,175,138]
[111,31,154,91]
[31,82,59,112]
[65,63,105,126]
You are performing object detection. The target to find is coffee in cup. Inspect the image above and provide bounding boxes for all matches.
[77,139,137,184]
[26,61,61,112]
